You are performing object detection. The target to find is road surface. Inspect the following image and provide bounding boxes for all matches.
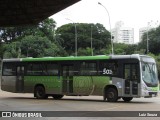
[0,89,160,120]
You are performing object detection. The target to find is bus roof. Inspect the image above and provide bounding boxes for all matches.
[2,54,153,62]
[21,56,111,62]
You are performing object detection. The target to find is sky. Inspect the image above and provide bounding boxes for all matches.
[51,0,160,43]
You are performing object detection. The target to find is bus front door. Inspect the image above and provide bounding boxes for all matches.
[62,65,74,94]
[16,66,24,92]
[124,64,139,96]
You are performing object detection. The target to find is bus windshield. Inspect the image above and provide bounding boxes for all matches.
[142,62,158,87]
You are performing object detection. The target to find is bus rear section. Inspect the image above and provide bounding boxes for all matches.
[1,59,25,93]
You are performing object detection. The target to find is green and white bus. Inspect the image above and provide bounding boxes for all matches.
[1,54,159,102]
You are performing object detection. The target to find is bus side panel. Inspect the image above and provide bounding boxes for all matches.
[73,76,110,96]
[112,77,124,97]
[73,76,93,95]
[92,76,110,95]
[1,76,17,92]
[24,76,62,94]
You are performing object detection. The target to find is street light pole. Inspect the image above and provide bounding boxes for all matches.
[146,21,152,54]
[66,18,78,57]
[147,22,149,54]
[98,2,114,55]
[91,25,93,56]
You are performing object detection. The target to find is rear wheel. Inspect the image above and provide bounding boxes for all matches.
[122,97,133,102]
[106,88,118,102]
[34,86,48,99]
[52,95,64,100]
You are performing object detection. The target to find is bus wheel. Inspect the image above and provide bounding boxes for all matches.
[122,97,133,102]
[35,86,48,99]
[52,95,64,100]
[106,88,118,102]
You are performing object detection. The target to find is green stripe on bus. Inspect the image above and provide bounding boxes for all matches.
[22,56,110,62]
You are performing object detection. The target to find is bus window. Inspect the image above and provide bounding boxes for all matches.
[131,65,138,81]
[80,62,97,75]
[46,63,58,76]
[2,62,16,76]
[27,63,43,76]
[124,64,138,81]
[124,65,131,79]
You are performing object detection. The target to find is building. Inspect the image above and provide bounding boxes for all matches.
[139,27,148,42]
[112,21,134,44]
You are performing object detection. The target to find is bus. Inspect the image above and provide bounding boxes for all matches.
[1,54,159,102]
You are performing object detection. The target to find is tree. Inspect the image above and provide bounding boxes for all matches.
[3,35,67,58]
[56,23,111,56]
[138,26,160,55]
[78,47,93,56]
[20,36,51,57]
[38,18,57,41]
[1,18,63,58]
[113,43,137,55]
[0,18,57,43]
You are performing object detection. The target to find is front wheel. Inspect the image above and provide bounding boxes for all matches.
[122,97,133,102]
[34,86,48,99]
[106,88,118,102]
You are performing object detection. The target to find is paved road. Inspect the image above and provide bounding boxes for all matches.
[0,89,160,120]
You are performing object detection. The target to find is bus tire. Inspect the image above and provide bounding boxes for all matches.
[106,88,118,102]
[34,86,48,99]
[122,97,133,102]
[52,95,64,100]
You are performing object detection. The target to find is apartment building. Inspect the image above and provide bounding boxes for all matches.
[112,21,134,44]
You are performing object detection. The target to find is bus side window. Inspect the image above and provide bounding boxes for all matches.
[124,65,131,79]
[47,63,58,76]
[80,62,97,76]
[124,64,139,81]
[131,64,138,81]
[27,63,43,76]
[27,64,33,75]
[2,62,16,76]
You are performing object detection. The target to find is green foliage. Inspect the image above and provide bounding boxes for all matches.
[20,35,51,57]
[138,26,160,55]
[78,47,93,56]
[56,23,111,55]
[1,21,139,58]
[0,18,57,43]
[1,18,67,58]
[113,43,137,55]
[3,35,67,58]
